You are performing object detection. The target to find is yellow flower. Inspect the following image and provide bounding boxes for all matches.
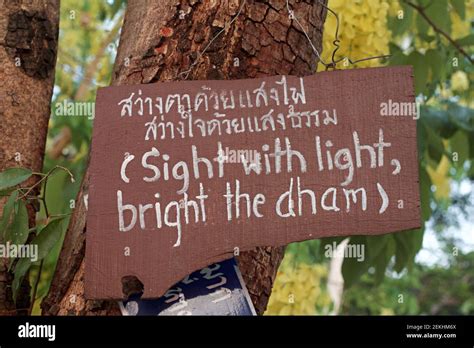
[381,308,395,315]
[426,155,451,200]
[451,11,470,40]
[451,71,469,92]
[388,1,402,16]
[318,0,391,70]
[265,254,332,315]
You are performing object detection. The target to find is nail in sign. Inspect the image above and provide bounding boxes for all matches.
[86,66,421,299]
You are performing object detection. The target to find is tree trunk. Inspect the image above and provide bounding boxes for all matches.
[0,0,59,316]
[42,0,327,316]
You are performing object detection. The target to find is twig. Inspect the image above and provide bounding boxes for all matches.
[403,0,473,64]
[48,213,73,219]
[40,172,50,219]
[290,0,391,70]
[27,166,56,314]
[19,166,74,200]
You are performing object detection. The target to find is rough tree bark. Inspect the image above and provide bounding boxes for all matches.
[0,0,59,315]
[42,0,327,316]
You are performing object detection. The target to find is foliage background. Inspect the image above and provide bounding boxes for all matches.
[1,0,471,315]
[267,0,474,315]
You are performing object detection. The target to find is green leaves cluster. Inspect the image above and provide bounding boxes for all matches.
[389,1,473,96]
[0,167,70,303]
[12,218,66,299]
[0,168,32,244]
[293,0,473,293]
[341,250,474,315]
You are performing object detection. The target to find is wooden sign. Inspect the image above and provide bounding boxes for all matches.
[86,66,421,299]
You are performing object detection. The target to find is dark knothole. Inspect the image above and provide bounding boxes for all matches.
[4,10,57,79]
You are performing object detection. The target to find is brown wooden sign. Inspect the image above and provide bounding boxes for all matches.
[85,66,421,299]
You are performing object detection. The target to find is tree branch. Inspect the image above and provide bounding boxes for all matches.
[74,15,124,101]
[403,0,473,64]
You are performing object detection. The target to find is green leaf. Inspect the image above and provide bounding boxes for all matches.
[416,12,429,37]
[0,188,15,197]
[455,34,474,47]
[408,51,429,95]
[448,103,474,132]
[389,3,413,37]
[468,161,474,179]
[450,0,466,19]
[342,248,370,288]
[366,234,390,260]
[470,131,474,160]
[425,122,445,164]
[412,229,424,256]
[12,257,32,302]
[394,233,410,272]
[450,130,469,167]
[0,191,18,239]
[374,237,396,284]
[417,0,432,6]
[0,168,32,191]
[342,235,392,288]
[425,0,451,34]
[389,52,409,67]
[31,217,66,261]
[420,166,432,221]
[421,106,457,138]
[6,199,29,245]
[394,229,424,272]
[417,118,427,155]
[425,49,446,83]
[11,218,66,301]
